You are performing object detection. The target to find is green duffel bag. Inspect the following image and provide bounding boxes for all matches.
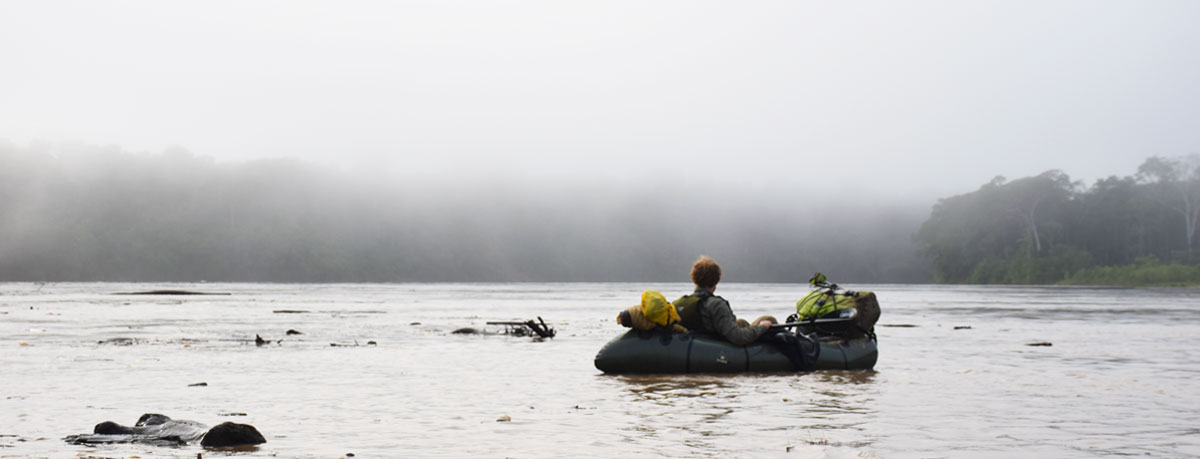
[794,273,881,339]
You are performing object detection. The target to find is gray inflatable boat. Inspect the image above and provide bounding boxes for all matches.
[594,330,877,374]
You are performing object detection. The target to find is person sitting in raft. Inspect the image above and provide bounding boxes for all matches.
[673,255,776,346]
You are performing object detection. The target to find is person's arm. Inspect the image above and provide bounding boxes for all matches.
[702,297,768,346]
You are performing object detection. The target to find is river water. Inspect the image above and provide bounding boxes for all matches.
[1,282,1198,458]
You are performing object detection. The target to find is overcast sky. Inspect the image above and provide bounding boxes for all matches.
[2,1,1198,200]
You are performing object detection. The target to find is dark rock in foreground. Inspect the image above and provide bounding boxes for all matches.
[63,413,265,448]
[200,422,265,447]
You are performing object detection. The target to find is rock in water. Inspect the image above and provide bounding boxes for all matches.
[200,422,266,447]
[63,414,265,448]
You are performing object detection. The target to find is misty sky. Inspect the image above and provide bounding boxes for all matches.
[3,1,1199,199]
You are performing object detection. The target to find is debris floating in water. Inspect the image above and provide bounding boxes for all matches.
[485,316,556,338]
[496,415,511,422]
[115,290,231,296]
[330,340,376,347]
[188,382,208,387]
[273,310,311,314]
[954,326,972,330]
[286,329,303,335]
[879,324,918,328]
[1026,342,1053,347]
[98,337,138,346]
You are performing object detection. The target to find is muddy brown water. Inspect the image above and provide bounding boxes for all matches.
[1,283,1198,458]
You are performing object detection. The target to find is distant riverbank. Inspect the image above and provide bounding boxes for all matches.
[939,255,1200,287]
[1059,259,1200,287]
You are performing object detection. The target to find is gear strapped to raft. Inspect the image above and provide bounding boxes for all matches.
[757,329,820,371]
[783,273,880,341]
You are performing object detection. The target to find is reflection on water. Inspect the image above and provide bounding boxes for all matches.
[608,375,744,452]
[604,371,882,456]
[0,283,1198,458]
[618,375,736,401]
[808,369,878,386]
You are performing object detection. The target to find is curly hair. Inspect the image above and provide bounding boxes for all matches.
[690,255,722,289]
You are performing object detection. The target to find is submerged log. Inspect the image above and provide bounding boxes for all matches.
[116,290,231,296]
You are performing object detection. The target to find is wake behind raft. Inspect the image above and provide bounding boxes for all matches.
[594,274,879,374]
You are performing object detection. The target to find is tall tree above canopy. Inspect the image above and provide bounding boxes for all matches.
[916,170,1077,283]
[1138,155,1200,260]
[1005,170,1076,255]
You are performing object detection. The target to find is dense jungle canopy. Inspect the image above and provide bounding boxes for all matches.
[916,155,1200,285]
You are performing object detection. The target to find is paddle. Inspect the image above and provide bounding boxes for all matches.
[768,315,856,332]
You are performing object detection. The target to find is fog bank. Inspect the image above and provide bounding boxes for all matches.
[0,142,930,283]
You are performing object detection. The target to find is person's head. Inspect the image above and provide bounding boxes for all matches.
[690,255,721,290]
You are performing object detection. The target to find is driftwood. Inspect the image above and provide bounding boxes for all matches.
[330,340,377,347]
[486,317,556,339]
[116,290,231,296]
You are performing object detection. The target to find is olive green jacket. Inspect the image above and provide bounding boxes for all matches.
[675,288,768,346]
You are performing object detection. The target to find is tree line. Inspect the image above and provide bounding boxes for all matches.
[916,155,1200,284]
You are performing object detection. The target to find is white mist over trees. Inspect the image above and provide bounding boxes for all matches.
[0,142,930,283]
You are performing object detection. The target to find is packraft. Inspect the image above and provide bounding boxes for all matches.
[790,273,880,339]
[598,279,881,374]
[594,329,876,374]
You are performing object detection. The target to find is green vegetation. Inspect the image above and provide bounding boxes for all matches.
[1062,257,1200,286]
[917,155,1200,286]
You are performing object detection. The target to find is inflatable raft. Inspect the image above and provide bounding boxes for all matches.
[594,330,877,374]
